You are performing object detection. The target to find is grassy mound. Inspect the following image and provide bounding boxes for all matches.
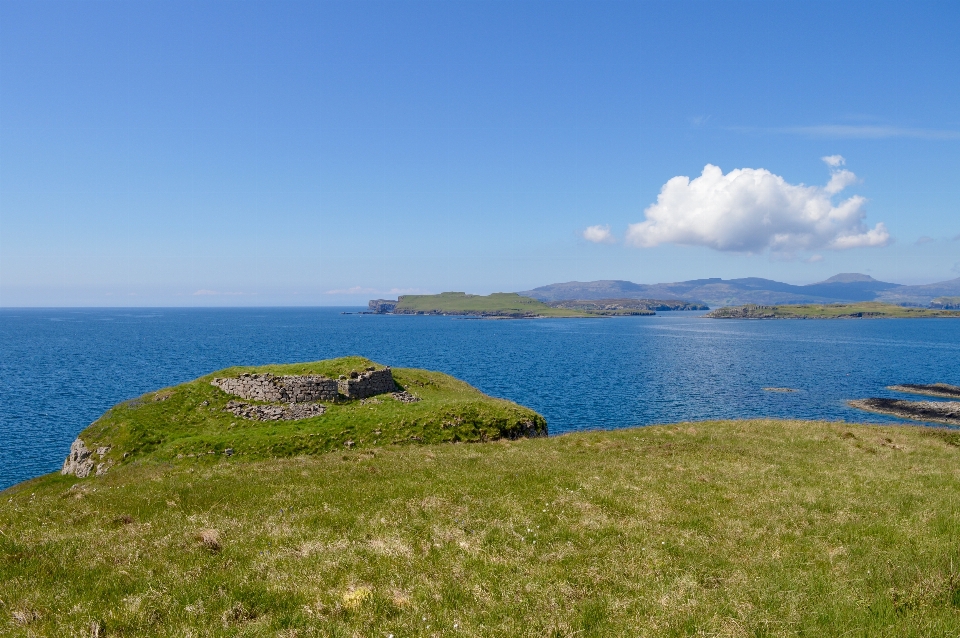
[70,356,547,471]
[4,420,960,635]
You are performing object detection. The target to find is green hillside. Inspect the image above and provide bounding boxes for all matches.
[4,419,960,635]
[706,301,960,319]
[392,292,593,317]
[64,357,546,470]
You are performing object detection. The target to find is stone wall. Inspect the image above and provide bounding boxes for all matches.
[211,368,397,402]
[338,367,397,399]
[211,373,339,402]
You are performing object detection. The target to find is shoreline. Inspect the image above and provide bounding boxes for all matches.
[848,398,960,426]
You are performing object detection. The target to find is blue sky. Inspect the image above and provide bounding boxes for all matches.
[1,1,958,306]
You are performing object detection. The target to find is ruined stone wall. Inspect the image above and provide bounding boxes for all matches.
[211,374,339,402]
[338,367,396,399]
[212,368,397,402]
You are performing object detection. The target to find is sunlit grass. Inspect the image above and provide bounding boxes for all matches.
[3,419,960,636]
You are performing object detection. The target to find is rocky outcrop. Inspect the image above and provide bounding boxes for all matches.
[930,297,960,310]
[62,439,112,478]
[391,391,420,403]
[889,383,960,399]
[849,398,960,426]
[211,374,339,402]
[368,299,398,313]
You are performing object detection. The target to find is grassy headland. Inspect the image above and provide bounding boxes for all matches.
[706,301,960,319]
[4,419,960,635]
[392,292,593,318]
[546,298,708,315]
[68,357,546,470]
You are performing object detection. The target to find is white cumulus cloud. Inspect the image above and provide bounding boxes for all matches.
[625,160,890,253]
[822,154,845,167]
[583,224,615,243]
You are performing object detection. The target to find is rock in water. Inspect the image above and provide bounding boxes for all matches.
[62,439,95,478]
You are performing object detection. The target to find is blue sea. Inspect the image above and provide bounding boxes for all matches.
[2,307,958,490]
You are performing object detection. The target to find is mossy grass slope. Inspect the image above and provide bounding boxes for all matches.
[393,292,592,317]
[76,356,546,470]
[707,301,960,319]
[4,420,960,635]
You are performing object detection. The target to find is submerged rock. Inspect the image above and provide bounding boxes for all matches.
[888,383,960,399]
[849,398,960,426]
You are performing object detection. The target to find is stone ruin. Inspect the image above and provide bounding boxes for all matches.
[211,373,340,403]
[211,367,399,422]
[336,367,397,399]
[211,367,397,402]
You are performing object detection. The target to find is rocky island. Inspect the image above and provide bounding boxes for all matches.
[706,302,960,319]
[367,292,705,318]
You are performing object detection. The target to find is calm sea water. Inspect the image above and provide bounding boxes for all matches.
[2,307,958,490]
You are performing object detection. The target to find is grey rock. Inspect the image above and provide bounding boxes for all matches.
[62,439,95,478]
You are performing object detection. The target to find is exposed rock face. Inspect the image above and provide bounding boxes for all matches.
[211,374,339,402]
[62,439,94,478]
[368,299,398,313]
[930,297,960,310]
[62,439,111,478]
[337,367,397,399]
[224,400,326,421]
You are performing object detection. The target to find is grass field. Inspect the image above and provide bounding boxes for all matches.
[706,301,960,319]
[4,419,960,636]
[392,292,593,317]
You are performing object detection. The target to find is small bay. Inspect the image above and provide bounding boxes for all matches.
[1,307,958,490]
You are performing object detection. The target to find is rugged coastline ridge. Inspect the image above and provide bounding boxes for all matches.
[706,302,960,319]
[367,292,707,318]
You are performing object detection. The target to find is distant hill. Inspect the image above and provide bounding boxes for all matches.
[520,274,959,307]
[876,278,960,306]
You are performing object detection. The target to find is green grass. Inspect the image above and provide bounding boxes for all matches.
[393,292,592,317]
[707,301,960,319]
[4,419,960,636]
[74,356,547,470]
